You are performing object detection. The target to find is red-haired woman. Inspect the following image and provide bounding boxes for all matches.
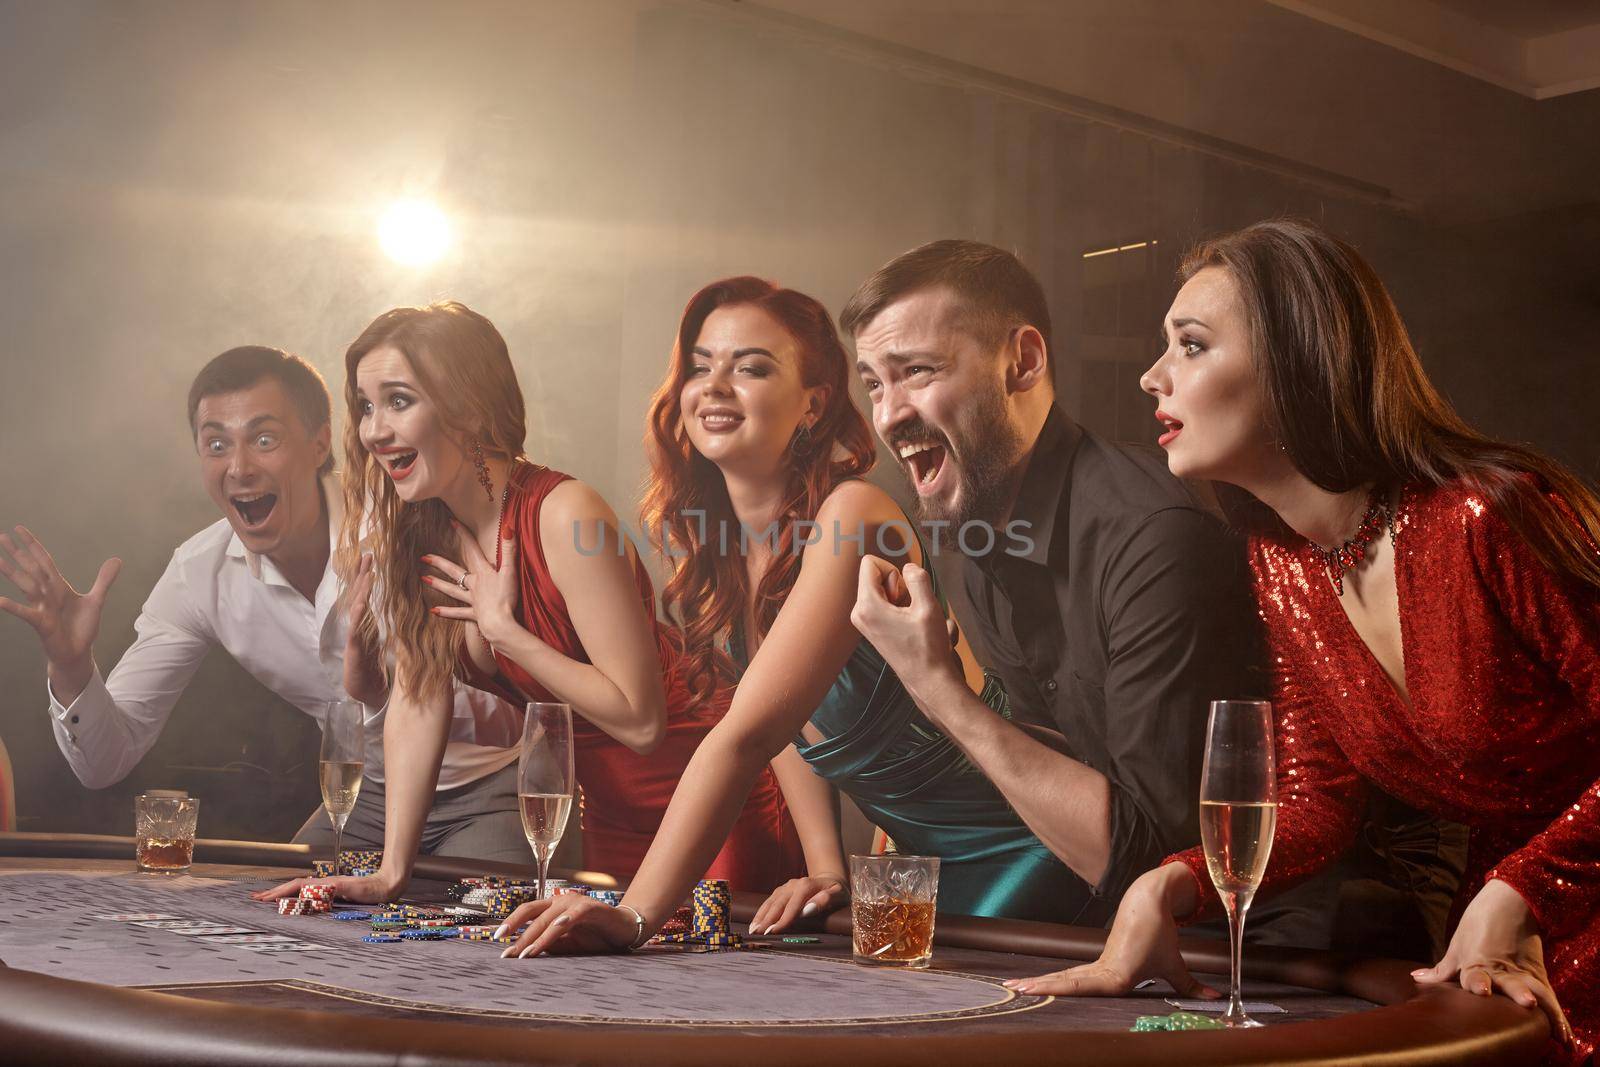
[486,276,1082,960]
[1005,220,1599,1061]
[257,300,801,903]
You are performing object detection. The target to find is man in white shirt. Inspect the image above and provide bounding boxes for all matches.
[0,346,528,861]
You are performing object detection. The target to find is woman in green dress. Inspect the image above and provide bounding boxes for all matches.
[520,276,1081,952]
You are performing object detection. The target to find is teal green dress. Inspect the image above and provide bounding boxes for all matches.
[729,584,1083,922]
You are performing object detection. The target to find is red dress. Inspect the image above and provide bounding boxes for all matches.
[1171,482,1600,1060]
[462,462,803,891]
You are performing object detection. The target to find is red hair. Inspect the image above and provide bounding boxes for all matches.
[643,277,877,702]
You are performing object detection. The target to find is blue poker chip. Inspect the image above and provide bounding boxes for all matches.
[362,933,403,943]
[333,912,374,922]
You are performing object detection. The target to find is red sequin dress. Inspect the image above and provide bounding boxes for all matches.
[461,462,804,890]
[1171,481,1600,1060]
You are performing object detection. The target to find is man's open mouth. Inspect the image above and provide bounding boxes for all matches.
[897,440,948,489]
[384,450,418,477]
[231,493,277,528]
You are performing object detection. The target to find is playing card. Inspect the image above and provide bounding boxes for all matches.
[202,933,300,945]
[92,913,182,922]
[177,925,259,936]
[237,940,327,953]
[1166,998,1287,1014]
[130,919,231,930]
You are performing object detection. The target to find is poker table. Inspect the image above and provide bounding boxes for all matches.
[0,833,1550,1065]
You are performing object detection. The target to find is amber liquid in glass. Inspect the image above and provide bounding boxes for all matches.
[851,898,936,965]
[136,836,194,872]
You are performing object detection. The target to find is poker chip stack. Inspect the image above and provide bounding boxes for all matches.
[460,883,542,919]
[652,879,742,950]
[649,905,694,941]
[313,849,384,879]
[344,849,383,876]
[446,876,559,917]
[279,883,334,916]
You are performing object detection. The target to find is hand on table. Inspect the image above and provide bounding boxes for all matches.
[0,525,120,696]
[1412,878,1573,1049]
[423,522,526,649]
[749,874,848,935]
[496,894,639,959]
[341,553,387,708]
[249,873,400,906]
[850,557,962,697]
[1003,864,1218,999]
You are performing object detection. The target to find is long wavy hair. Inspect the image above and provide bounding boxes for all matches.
[1189,218,1600,589]
[642,277,877,702]
[338,301,528,702]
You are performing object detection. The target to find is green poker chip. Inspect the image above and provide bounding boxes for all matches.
[781,936,821,944]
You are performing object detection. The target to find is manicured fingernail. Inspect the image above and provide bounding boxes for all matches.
[518,943,538,959]
[499,945,515,959]
[493,924,508,939]
[1011,984,1031,993]
[801,902,818,916]
[1002,980,1019,988]
[1410,969,1428,978]
[552,914,572,926]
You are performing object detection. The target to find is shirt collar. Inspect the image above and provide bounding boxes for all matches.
[225,472,343,586]
[998,405,1081,569]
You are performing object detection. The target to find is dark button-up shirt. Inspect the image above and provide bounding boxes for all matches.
[946,406,1262,920]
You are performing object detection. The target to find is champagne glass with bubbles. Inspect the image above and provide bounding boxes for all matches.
[320,700,366,877]
[519,702,574,901]
[1199,699,1278,1028]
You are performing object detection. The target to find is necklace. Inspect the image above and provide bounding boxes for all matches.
[1314,488,1395,596]
[492,481,510,569]
[481,474,512,657]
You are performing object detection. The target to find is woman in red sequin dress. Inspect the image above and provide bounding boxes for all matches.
[261,301,801,899]
[1006,220,1600,1061]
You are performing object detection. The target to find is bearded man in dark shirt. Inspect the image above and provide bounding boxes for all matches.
[844,240,1462,950]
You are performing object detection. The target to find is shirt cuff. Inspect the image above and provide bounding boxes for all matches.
[47,667,107,724]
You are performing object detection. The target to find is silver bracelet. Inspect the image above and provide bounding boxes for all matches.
[615,903,648,949]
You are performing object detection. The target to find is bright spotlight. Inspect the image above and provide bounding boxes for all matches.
[378,199,451,267]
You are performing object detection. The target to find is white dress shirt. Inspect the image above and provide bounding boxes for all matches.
[46,476,521,791]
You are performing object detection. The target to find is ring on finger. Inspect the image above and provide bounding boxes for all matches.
[457,572,470,591]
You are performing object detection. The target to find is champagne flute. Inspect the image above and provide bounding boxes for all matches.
[320,700,366,878]
[1199,699,1278,1028]
[519,702,574,901]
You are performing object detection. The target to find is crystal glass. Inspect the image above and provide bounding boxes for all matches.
[319,700,366,877]
[518,702,574,901]
[135,792,199,873]
[849,854,940,968]
[1199,699,1278,1027]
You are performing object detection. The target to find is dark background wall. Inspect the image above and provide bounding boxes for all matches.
[1,0,1595,843]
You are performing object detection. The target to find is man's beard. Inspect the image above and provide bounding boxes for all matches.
[891,385,1025,550]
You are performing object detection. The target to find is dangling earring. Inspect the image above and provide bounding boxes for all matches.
[790,422,816,459]
[471,440,494,501]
